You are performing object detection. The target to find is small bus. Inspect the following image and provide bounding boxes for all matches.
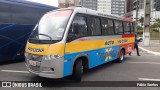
[25,7,135,81]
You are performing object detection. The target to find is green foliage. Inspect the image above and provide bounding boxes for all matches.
[151,18,160,28]
[139,16,144,23]
[137,25,143,30]
[150,30,160,40]
[152,28,159,32]
[156,18,160,24]
[136,30,143,35]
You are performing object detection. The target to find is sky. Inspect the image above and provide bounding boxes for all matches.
[26,0,58,7]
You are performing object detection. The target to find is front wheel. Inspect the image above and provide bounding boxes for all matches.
[116,50,125,63]
[73,59,83,81]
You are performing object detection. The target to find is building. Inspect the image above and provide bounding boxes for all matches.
[59,0,79,8]
[80,0,97,10]
[126,0,133,13]
[133,0,145,10]
[126,0,160,25]
[111,0,127,16]
[97,0,126,16]
[97,0,111,14]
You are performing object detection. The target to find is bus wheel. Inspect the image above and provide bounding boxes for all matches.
[117,49,125,63]
[73,59,83,81]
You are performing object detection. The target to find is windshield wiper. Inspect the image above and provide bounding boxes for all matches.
[29,33,60,44]
[37,34,53,42]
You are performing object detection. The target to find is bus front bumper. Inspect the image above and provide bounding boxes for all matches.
[25,56,64,79]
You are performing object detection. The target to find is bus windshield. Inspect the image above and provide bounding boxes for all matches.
[29,10,72,43]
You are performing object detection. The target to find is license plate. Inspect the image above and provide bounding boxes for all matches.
[29,60,37,67]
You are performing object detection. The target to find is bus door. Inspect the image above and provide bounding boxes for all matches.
[64,15,89,76]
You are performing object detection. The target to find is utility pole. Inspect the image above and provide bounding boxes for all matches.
[143,0,151,46]
[135,0,139,32]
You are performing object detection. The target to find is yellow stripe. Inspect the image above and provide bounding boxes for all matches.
[25,42,65,55]
[25,37,134,55]
[65,38,134,53]
[25,42,49,55]
[46,44,65,55]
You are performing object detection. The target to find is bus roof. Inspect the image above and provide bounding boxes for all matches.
[53,6,133,22]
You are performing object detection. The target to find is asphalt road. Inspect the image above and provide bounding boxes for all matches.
[0,50,160,90]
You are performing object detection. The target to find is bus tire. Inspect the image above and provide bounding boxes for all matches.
[117,49,125,63]
[73,59,83,81]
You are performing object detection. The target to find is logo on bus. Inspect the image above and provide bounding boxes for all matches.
[98,48,117,61]
[28,47,44,52]
[118,39,128,44]
[105,40,114,46]
[105,48,117,61]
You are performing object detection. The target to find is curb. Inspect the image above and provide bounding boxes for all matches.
[139,46,160,56]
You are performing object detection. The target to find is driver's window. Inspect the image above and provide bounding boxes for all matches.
[68,16,88,40]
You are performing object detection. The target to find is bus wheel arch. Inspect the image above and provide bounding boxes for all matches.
[121,48,126,55]
[72,56,89,73]
[71,56,89,81]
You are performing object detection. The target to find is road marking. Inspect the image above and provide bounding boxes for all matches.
[127,62,160,65]
[139,78,160,81]
[1,70,29,73]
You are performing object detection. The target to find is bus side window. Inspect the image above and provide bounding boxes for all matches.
[67,16,88,41]
[124,22,131,34]
[87,17,101,36]
[101,18,114,35]
[114,20,123,35]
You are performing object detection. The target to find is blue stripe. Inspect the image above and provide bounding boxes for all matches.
[63,45,120,77]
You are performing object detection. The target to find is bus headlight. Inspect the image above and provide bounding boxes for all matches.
[44,55,63,61]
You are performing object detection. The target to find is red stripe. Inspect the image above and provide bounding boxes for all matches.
[121,34,135,38]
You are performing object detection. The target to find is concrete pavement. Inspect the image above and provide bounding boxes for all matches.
[139,40,160,55]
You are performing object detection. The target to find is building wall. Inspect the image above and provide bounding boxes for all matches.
[111,0,126,16]
[133,0,155,10]
[126,0,159,23]
[80,0,97,10]
[97,0,111,14]
[59,0,79,8]
[126,0,133,13]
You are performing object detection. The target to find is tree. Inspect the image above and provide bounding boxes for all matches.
[152,18,160,28]
[139,16,144,26]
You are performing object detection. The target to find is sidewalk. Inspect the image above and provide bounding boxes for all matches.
[139,40,160,55]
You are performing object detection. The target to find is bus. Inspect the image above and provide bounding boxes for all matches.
[0,0,58,62]
[25,6,135,81]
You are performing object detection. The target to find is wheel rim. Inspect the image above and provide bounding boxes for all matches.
[120,51,124,61]
[81,66,83,74]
